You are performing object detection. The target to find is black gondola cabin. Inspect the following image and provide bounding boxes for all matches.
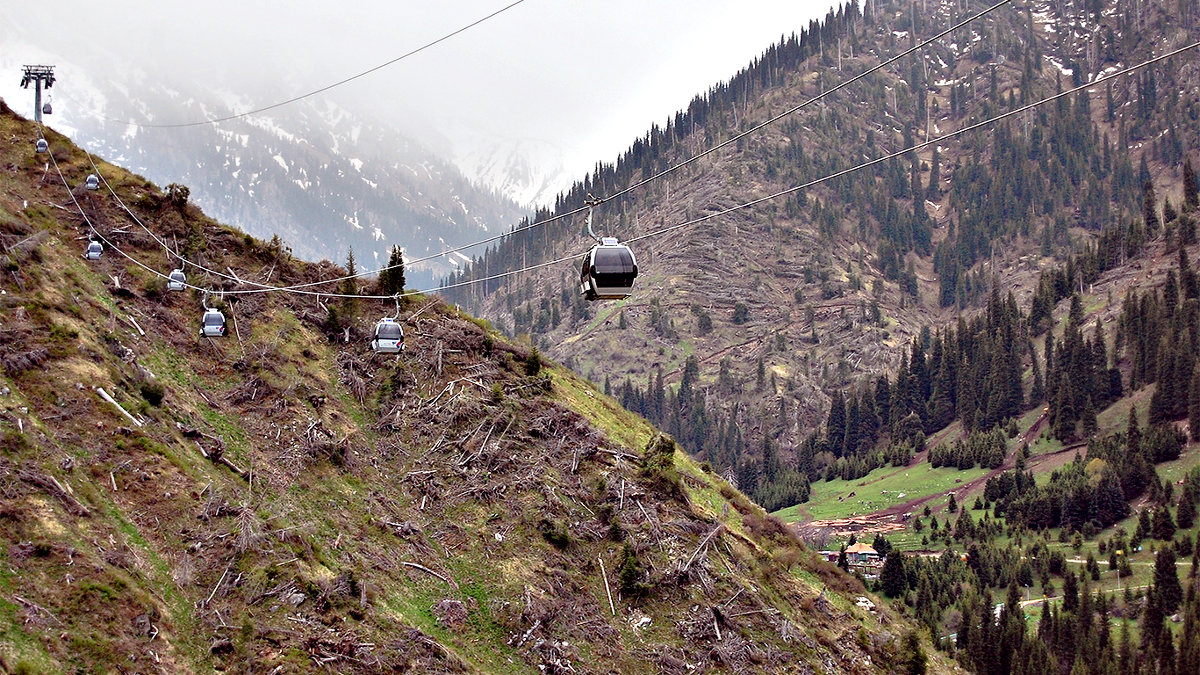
[579,237,637,301]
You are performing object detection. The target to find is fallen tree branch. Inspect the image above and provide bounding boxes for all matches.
[12,594,64,626]
[192,441,249,481]
[595,447,641,462]
[401,562,457,589]
[599,555,616,617]
[684,525,724,571]
[17,470,90,517]
[96,387,143,427]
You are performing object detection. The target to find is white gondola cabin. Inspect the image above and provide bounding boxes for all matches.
[35,139,48,153]
[85,174,100,191]
[84,241,103,260]
[200,308,227,337]
[167,269,186,291]
[579,237,637,301]
[371,318,404,354]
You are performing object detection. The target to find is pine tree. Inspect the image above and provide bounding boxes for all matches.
[377,245,406,296]
[826,391,847,456]
[927,146,941,200]
[881,551,907,597]
[1152,506,1177,541]
[1165,196,1178,224]
[1144,181,1161,236]
[1153,547,1183,615]
[1177,494,1195,530]
[1184,156,1199,211]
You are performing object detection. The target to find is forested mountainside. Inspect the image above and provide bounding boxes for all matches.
[445,0,1200,511]
[0,107,947,672]
[445,1,1200,673]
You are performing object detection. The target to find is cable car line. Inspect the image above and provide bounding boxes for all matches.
[243,0,1016,294]
[56,0,1014,299]
[622,40,1200,246]
[80,151,255,288]
[593,0,1014,211]
[38,125,211,294]
[47,41,1200,309]
[442,41,1200,297]
[101,1,529,129]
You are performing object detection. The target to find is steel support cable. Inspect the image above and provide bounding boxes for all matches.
[238,0,1018,293]
[38,123,566,301]
[35,124,210,294]
[63,0,1016,297]
[624,41,1200,246]
[80,152,249,287]
[104,1,529,129]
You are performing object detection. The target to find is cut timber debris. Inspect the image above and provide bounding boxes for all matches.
[17,470,90,517]
[96,387,143,427]
[402,562,458,590]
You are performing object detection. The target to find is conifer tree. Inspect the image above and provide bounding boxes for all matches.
[1153,547,1183,615]
[927,146,941,200]
[881,551,907,598]
[378,244,406,296]
[1152,506,1176,541]
[1184,157,1199,211]
[1144,181,1161,236]
[1177,494,1195,530]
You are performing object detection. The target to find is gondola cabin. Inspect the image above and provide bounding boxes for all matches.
[200,308,227,337]
[167,269,186,291]
[579,237,637,301]
[371,318,404,354]
[42,103,52,115]
[85,174,100,191]
[84,241,103,260]
[35,139,48,153]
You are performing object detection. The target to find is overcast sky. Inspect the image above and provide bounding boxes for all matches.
[2,0,839,178]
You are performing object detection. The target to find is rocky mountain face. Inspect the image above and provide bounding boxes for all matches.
[0,105,944,673]
[449,0,1200,507]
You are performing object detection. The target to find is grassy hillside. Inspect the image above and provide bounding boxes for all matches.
[0,106,950,673]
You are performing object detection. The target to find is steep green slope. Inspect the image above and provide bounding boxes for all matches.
[0,107,944,673]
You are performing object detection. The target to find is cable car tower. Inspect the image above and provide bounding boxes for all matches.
[20,65,56,122]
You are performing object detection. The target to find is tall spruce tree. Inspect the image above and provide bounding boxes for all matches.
[378,245,406,296]
[1184,157,1199,211]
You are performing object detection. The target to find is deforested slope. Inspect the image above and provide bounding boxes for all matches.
[0,106,939,673]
